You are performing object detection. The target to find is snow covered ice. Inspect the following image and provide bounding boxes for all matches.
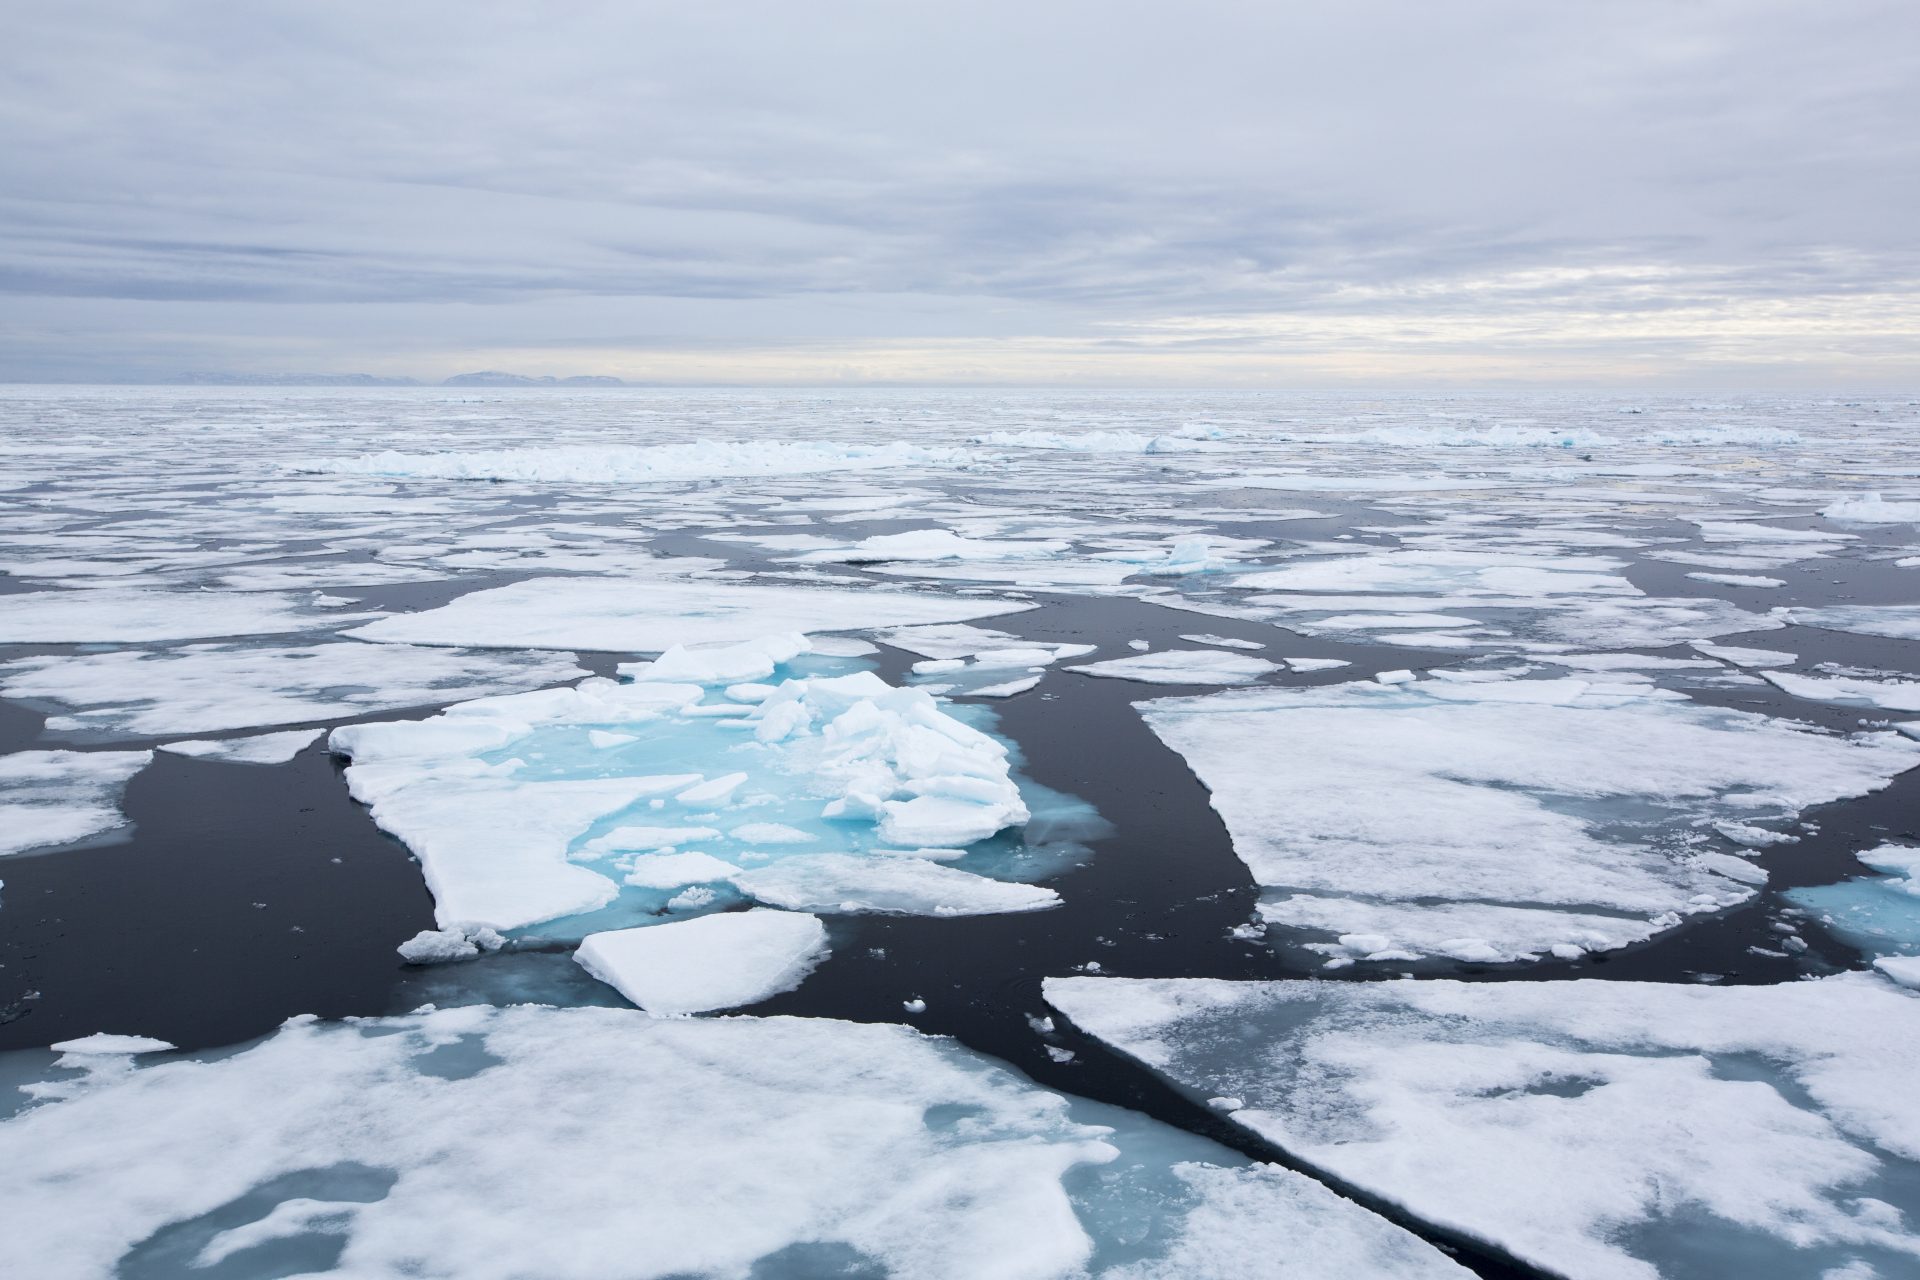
[1136,673,1920,962]
[1047,971,1920,1280]
[0,1004,1467,1280]
[0,749,151,857]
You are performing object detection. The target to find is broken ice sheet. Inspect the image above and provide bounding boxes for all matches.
[0,1005,1468,1280]
[574,909,829,1014]
[347,576,1034,651]
[329,643,1078,934]
[2,643,586,738]
[0,588,374,643]
[0,749,151,857]
[1136,676,1920,962]
[1067,650,1281,686]
[1046,972,1920,1280]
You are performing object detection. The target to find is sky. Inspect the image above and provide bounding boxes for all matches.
[3,1,1917,387]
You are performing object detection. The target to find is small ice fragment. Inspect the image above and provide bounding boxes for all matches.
[675,772,748,806]
[573,910,828,1014]
[1128,639,1151,651]
[1045,1046,1075,1064]
[1374,669,1417,685]
[902,997,927,1014]
[586,730,636,749]
[49,1033,175,1055]
[397,923,507,965]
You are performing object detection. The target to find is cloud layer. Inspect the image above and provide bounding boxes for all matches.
[4,1,1917,384]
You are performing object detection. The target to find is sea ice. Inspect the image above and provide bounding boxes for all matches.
[0,588,368,643]
[0,749,152,857]
[1067,651,1281,686]
[330,656,1044,931]
[1047,972,1920,1280]
[1823,494,1920,524]
[349,577,1032,652]
[1764,671,1920,714]
[1136,676,1920,961]
[296,439,976,484]
[1782,606,1920,643]
[157,729,324,765]
[732,853,1061,915]
[0,1004,1462,1279]
[573,909,829,1013]
[2,643,585,738]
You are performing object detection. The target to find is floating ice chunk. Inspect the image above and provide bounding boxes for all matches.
[1257,895,1664,964]
[675,772,748,807]
[1284,657,1351,673]
[348,578,1032,651]
[1541,653,1721,671]
[1068,651,1280,686]
[1783,606,1920,643]
[1824,494,1920,524]
[1136,677,1920,960]
[2,643,584,737]
[396,923,507,964]
[0,588,369,643]
[616,633,810,685]
[1765,671,1920,713]
[1712,820,1798,848]
[733,853,1060,915]
[585,729,636,749]
[798,528,1070,563]
[971,675,1043,697]
[621,850,741,890]
[49,1034,175,1056]
[1373,669,1417,685]
[156,729,323,765]
[1688,571,1787,588]
[0,749,152,857]
[1179,633,1266,650]
[574,909,829,1014]
[1237,549,1638,598]
[1047,972,1920,1280]
[1692,642,1796,668]
[295,439,977,483]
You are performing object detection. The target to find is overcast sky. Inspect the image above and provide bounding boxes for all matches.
[4,1,1917,385]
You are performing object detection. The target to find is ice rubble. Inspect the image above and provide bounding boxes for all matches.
[1045,972,1920,1280]
[1823,494,1920,524]
[294,439,977,484]
[0,1004,1466,1280]
[0,749,151,857]
[574,910,829,1013]
[0,588,368,643]
[1136,676,1920,962]
[1,643,585,738]
[1067,651,1281,686]
[348,577,1032,651]
[329,651,1042,931]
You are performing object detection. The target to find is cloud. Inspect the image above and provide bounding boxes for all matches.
[2,0,1916,383]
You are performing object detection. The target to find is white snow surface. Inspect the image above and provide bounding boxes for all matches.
[0,1002,1459,1280]
[1067,651,1281,686]
[0,749,152,857]
[348,577,1032,652]
[1046,972,1920,1280]
[329,659,1040,931]
[157,729,324,765]
[573,909,829,1013]
[0,589,369,643]
[1137,676,1920,961]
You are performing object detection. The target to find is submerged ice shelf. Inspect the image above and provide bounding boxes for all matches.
[1046,972,1920,1280]
[1137,674,1920,963]
[329,638,1064,936]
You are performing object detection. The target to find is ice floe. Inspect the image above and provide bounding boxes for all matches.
[1788,844,1920,957]
[3,643,584,738]
[0,749,151,857]
[574,909,829,1013]
[1765,670,1920,714]
[1047,971,1920,1280]
[330,655,1046,931]
[1782,606,1920,642]
[0,588,370,643]
[156,729,324,765]
[1067,651,1281,686]
[1136,676,1920,962]
[349,577,1032,652]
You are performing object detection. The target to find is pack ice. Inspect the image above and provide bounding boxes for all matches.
[348,577,1033,651]
[0,749,151,857]
[0,1004,1469,1280]
[329,638,1048,933]
[1046,972,1920,1280]
[1136,676,1920,962]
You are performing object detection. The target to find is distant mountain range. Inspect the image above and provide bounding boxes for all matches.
[174,370,627,387]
